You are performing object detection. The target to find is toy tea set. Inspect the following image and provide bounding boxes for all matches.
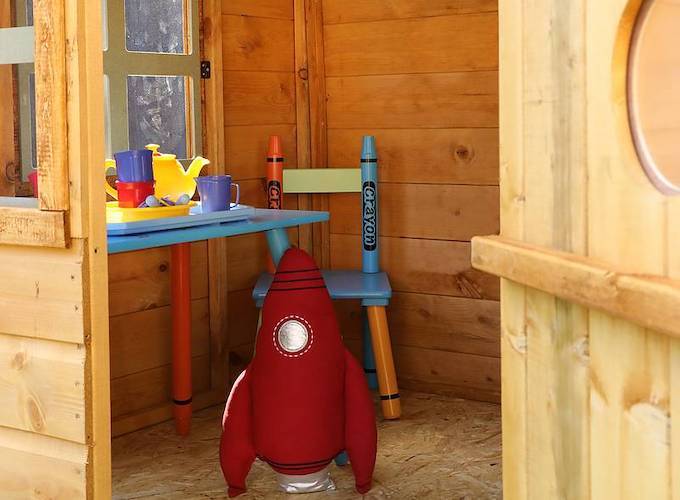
[105,144,253,235]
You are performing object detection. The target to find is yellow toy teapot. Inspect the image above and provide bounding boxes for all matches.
[146,144,210,200]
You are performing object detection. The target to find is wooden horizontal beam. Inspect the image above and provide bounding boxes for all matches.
[471,235,680,339]
[0,207,68,248]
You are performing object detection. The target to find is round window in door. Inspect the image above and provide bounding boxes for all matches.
[628,0,680,195]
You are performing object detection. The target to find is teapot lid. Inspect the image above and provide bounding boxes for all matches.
[145,144,177,160]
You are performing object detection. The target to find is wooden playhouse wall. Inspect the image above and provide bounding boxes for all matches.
[0,1,110,496]
[470,0,680,498]
[108,0,502,432]
[320,0,501,402]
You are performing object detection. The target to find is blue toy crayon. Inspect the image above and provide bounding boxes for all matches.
[361,136,379,274]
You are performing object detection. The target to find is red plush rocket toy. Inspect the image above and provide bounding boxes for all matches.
[220,248,377,497]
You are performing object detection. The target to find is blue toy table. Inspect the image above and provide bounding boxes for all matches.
[107,209,329,435]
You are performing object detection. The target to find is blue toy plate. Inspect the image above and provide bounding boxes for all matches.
[106,203,256,236]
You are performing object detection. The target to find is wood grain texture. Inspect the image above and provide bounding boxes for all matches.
[306,0,331,267]
[0,333,85,443]
[226,124,298,179]
[586,0,671,497]
[394,345,500,403]
[111,388,226,438]
[0,1,17,196]
[227,289,260,349]
[109,299,210,379]
[222,0,293,19]
[110,354,210,419]
[0,207,68,248]
[294,0,313,253]
[322,0,498,24]
[203,0,231,397]
[108,242,209,317]
[497,0,527,497]
[324,14,498,76]
[326,72,498,129]
[474,235,680,338]
[222,15,294,72]
[224,70,296,126]
[0,428,87,499]
[331,234,499,300]
[0,243,84,342]
[328,128,499,185]
[329,184,499,241]
[388,292,500,357]
[226,234,269,292]
[34,0,69,212]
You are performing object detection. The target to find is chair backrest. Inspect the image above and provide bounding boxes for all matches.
[268,136,380,274]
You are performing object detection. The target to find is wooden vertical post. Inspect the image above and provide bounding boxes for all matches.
[201,0,230,394]
[34,0,69,211]
[294,0,313,255]
[0,1,18,196]
[498,0,528,498]
[305,0,330,268]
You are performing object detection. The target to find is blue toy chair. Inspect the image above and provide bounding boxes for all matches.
[252,136,400,420]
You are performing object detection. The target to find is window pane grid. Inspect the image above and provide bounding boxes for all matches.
[104,0,201,160]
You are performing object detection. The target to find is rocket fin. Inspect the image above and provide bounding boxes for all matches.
[343,349,377,494]
[220,369,256,497]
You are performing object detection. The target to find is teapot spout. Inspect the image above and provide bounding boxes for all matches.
[186,156,210,178]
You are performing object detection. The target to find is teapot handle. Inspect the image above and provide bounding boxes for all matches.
[104,159,118,200]
[145,144,161,156]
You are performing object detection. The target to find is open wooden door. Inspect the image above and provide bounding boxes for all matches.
[0,1,110,497]
[472,0,680,498]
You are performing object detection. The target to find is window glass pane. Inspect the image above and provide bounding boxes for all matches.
[127,75,189,158]
[629,0,680,195]
[124,0,187,54]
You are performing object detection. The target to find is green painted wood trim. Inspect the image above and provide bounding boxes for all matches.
[283,169,362,193]
[0,27,34,65]
[103,0,202,161]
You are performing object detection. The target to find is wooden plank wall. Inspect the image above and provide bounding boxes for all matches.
[107,242,212,432]
[0,0,110,494]
[221,0,300,381]
[487,0,680,498]
[321,0,501,402]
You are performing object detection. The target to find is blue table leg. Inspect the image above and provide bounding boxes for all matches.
[335,451,349,467]
[265,227,291,267]
[362,309,378,390]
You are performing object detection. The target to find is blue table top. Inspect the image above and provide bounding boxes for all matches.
[107,209,329,254]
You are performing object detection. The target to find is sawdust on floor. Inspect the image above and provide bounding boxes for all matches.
[112,391,502,499]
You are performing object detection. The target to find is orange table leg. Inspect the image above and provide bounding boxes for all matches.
[366,306,401,419]
[171,242,192,435]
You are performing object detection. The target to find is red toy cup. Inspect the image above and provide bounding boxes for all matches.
[115,180,155,208]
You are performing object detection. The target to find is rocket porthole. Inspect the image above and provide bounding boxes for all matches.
[276,319,310,354]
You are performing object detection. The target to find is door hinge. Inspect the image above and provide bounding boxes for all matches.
[200,61,211,79]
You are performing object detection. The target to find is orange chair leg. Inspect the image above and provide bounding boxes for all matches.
[366,306,401,419]
[171,243,192,436]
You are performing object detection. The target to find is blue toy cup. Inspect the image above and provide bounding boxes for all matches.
[112,149,154,182]
[195,175,240,213]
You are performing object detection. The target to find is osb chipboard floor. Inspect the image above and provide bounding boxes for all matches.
[112,392,502,499]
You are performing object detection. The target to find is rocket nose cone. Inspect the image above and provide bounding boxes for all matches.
[275,247,319,275]
[268,135,283,157]
[361,135,377,160]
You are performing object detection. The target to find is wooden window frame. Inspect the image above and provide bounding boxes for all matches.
[103,0,203,162]
[0,0,69,248]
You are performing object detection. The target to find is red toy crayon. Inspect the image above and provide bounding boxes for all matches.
[266,135,283,210]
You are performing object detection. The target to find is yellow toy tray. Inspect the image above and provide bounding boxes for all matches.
[106,201,196,224]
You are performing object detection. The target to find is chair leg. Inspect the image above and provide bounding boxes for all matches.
[366,306,401,419]
[362,310,379,390]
